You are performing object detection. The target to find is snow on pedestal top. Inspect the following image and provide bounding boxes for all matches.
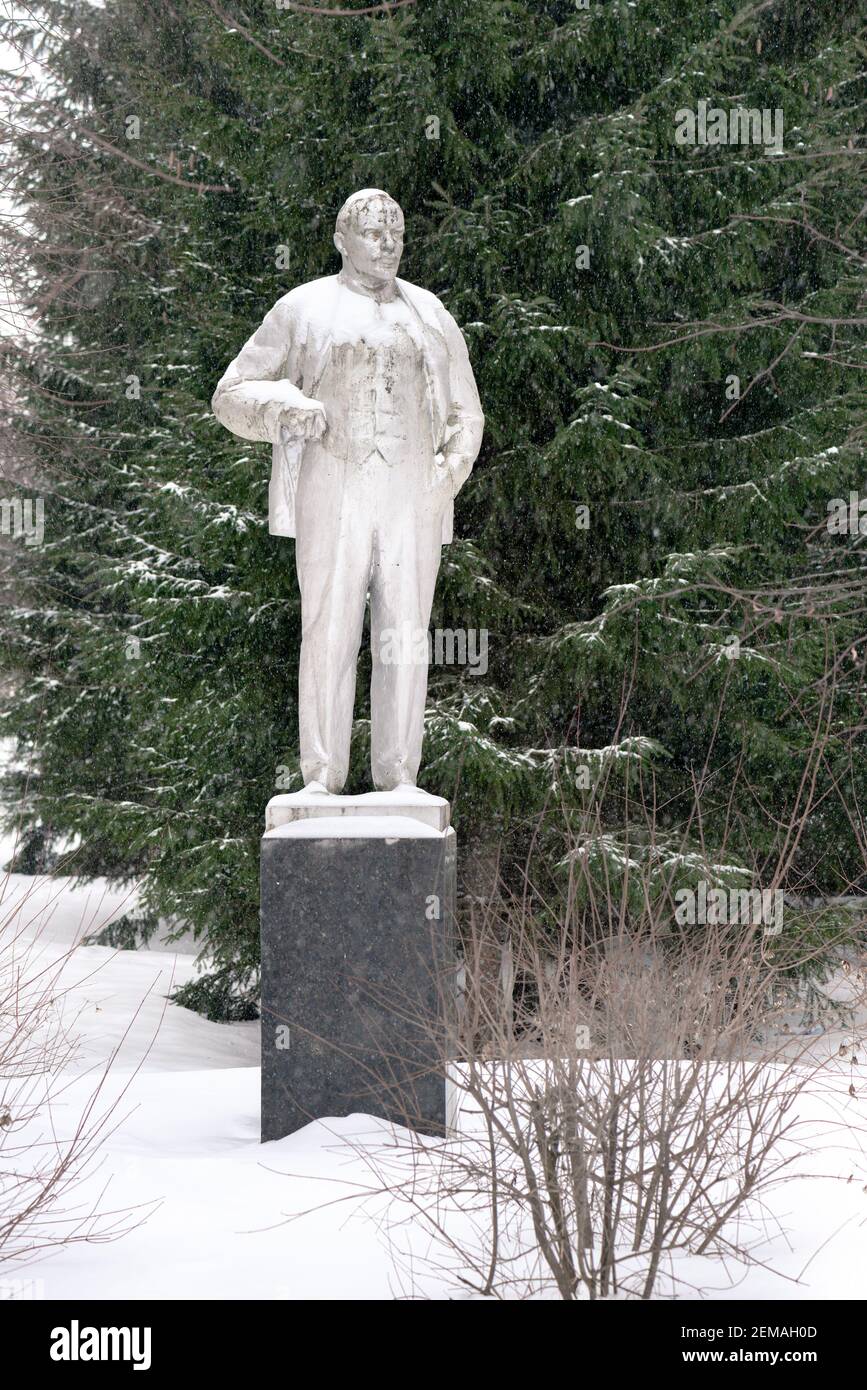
[264,785,450,834]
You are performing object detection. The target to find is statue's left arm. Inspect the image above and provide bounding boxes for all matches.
[437,306,485,497]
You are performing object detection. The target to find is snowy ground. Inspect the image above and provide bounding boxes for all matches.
[2,786,867,1298]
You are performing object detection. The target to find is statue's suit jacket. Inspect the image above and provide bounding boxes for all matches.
[211,274,484,545]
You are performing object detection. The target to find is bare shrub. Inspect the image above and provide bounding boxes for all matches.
[281,708,867,1298]
[0,863,152,1266]
[285,893,861,1301]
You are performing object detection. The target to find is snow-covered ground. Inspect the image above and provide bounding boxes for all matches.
[2,789,867,1298]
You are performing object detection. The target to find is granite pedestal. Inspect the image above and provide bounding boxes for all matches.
[260,789,456,1141]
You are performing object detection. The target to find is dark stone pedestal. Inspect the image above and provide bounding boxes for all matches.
[260,808,456,1141]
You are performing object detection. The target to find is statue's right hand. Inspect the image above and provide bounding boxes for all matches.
[278,399,327,443]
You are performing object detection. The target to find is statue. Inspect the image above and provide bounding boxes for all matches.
[212,189,484,795]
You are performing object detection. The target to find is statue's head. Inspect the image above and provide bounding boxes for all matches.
[334,189,404,285]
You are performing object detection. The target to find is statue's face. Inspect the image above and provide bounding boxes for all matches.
[336,199,404,282]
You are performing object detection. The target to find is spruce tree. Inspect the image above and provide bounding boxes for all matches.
[1,0,864,1013]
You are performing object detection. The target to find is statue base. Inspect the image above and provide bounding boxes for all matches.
[260,791,456,1141]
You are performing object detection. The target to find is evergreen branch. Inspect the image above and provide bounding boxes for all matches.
[719,323,806,423]
[592,306,867,355]
[729,212,867,268]
[273,0,415,14]
[1,108,232,193]
[201,0,286,64]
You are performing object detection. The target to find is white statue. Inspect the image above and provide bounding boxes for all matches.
[212,189,484,794]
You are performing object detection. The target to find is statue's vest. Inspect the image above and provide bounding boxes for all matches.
[314,324,435,473]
